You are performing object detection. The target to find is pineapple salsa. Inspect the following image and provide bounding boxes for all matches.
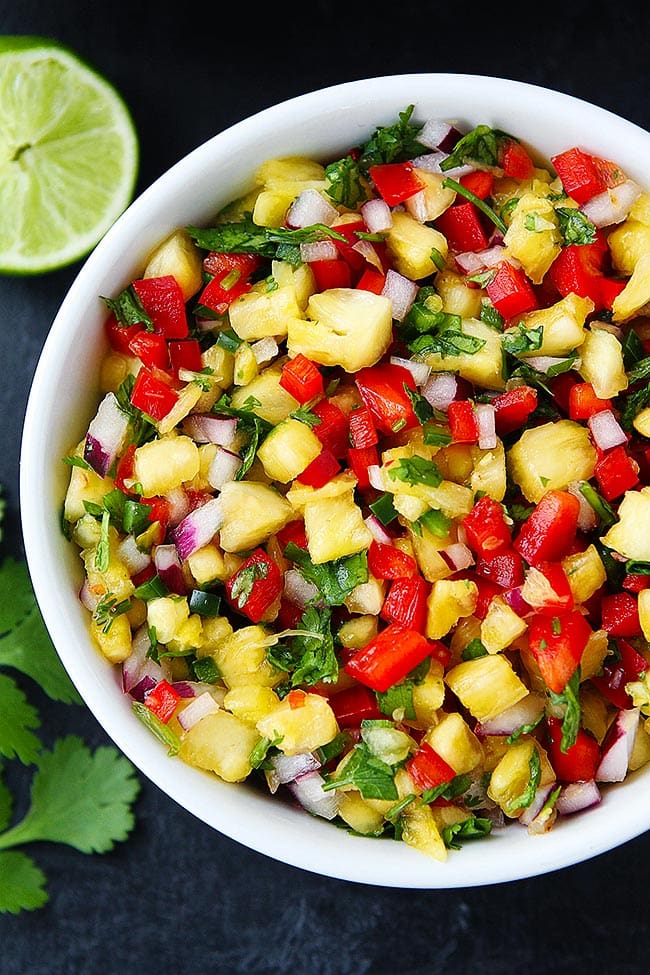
[64,106,650,861]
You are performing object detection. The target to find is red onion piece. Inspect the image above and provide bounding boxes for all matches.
[567,481,598,532]
[177,692,220,731]
[501,585,531,618]
[286,189,338,228]
[361,197,392,232]
[173,497,225,562]
[421,373,457,410]
[476,403,497,450]
[283,568,319,608]
[207,447,242,490]
[364,514,394,545]
[556,780,602,816]
[84,391,130,476]
[581,179,642,227]
[523,355,578,374]
[287,770,339,820]
[352,238,384,272]
[117,534,151,576]
[417,119,463,152]
[367,465,385,491]
[476,692,546,738]
[154,543,186,595]
[519,782,557,827]
[440,542,475,572]
[300,239,338,263]
[79,580,98,612]
[165,486,191,528]
[455,245,510,274]
[123,625,163,696]
[587,409,628,451]
[270,751,321,785]
[381,269,418,322]
[595,707,640,782]
[183,414,238,446]
[389,355,431,387]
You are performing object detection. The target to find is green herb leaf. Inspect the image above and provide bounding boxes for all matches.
[548,667,581,752]
[0,675,41,765]
[267,606,338,687]
[502,323,544,356]
[187,216,346,263]
[504,746,541,815]
[579,481,617,528]
[439,124,512,172]
[322,742,398,800]
[555,206,597,246]
[101,285,153,329]
[358,105,427,172]
[0,851,48,915]
[376,681,416,721]
[284,544,369,607]
[387,455,442,488]
[442,816,492,849]
[324,156,366,209]
[461,638,489,661]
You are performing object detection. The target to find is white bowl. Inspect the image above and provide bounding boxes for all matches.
[20,73,650,888]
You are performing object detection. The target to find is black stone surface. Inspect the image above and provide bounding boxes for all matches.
[1,2,649,971]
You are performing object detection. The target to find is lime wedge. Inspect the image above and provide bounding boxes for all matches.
[0,37,138,274]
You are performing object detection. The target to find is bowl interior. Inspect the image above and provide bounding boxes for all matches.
[20,72,650,888]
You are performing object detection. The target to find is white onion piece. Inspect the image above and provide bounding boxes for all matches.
[270,751,321,785]
[367,465,385,491]
[595,707,640,782]
[207,447,242,490]
[84,392,130,476]
[476,693,546,737]
[389,355,431,387]
[165,486,191,528]
[587,409,628,451]
[286,188,338,228]
[361,197,393,232]
[524,355,580,374]
[173,497,225,562]
[364,514,393,545]
[422,372,457,410]
[300,239,338,263]
[352,238,384,272]
[183,414,238,446]
[177,692,220,731]
[581,178,642,227]
[287,770,339,820]
[567,481,598,532]
[454,245,512,274]
[283,568,319,608]
[556,780,602,816]
[382,268,419,322]
[251,336,279,365]
[117,535,151,576]
[475,403,497,449]
[154,543,186,594]
[410,151,475,179]
[123,625,163,696]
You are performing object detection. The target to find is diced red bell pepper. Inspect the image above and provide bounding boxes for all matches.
[593,445,639,501]
[296,448,341,488]
[130,367,179,421]
[475,548,525,589]
[331,219,367,273]
[355,363,418,435]
[531,560,575,615]
[310,258,352,291]
[549,371,579,416]
[275,519,308,552]
[499,138,535,179]
[329,684,383,729]
[279,354,325,404]
[143,495,172,534]
[600,591,642,637]
[199,270,252,315]
[568,382,612,420]
[346,445,379,490]
[485,262,538,319]
[202,251,262,279]
[310,399,350,458]
[462,496,512,557]
[622,573,650,594]
[168,339,203,378]
[114,444,137,493]
[406,742,456,792]
[368,540,418,580]
[144,679,181,723]
[513,490,580,567]
[591,637,648,709]
[368,161,426,206]
[491,385,538,436]
[356,267,387,294]
[348,406,379,448]
[132,275,189,338]
[128,330,170,371]
[105,313,142,354]
[380,575,429,632]
[344,623,438,692]
[550,147,609,204]
[447,399,479,443]
[436,200,489,253]
[224,548,283,623]
[548,241,624,311]
[287,689,307,710]
[527,610,593,693]
[459,170,495,199]
[546,716,600,783]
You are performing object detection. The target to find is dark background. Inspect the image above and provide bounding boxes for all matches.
[1,2,649,972]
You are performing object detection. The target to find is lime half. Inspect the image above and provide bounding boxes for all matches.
[0,37,139,274]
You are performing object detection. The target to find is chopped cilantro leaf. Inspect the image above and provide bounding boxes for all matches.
[387,456,442,488]
[439,124,512,172]
[322,742,398,801]
[555,206,597,246]
[548,667,581,752]
[284,544,369,608]
[324,156,366,209]
[357,105,427,173]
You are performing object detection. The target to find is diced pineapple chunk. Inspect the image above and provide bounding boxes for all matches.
[469,441,507,501]
[255,156,326,186]
[179,710,260,783]
[229,283,303,342]
[629,719,650,771]
[480,596,528,654]
[344,575,386,615]
[201,342,235,388]
[487,739,555,816]
[147,595,190,645]
[425,579,478,639]
[285,470,358,512]
[230,364,299,426]
[256,691,339,755]
[223,685,281,726]
[445,654,529,724]
[81,536,135,605]
[337,791,386,835]
[608,217,650,275]
[613,252,650,321]
[515,293,593,357]
[424,712,483,774]
[257,418,322,482]
[421,318,506,391]
[384,210,448,280]
[507,419,597,503]
[602,487,650,561]
[196,615,234,656]
[287,288,393,373]
[90,613,132,664]
[411,660,446,726]
[633,408,650,438]
[337,615,379,650]
[580,628,609,682]
[303,490,372,564]
[503,191,562,283]
[133,435,200,496]
[218,481,295,552]
[158,383,204,436]
[435,270,484,318]
[142,228,203,300]
[213,624,282,688]
[186,544,230,585]
[400,802,447,861]
[579,682,610,743]
[409,524,455,583]
[562,544,607,604]
[63,450,115,523]
[577,325,628,397]
[406,169,457,223]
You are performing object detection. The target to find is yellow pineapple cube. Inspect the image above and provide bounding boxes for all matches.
[257,418,322,482]
[285,470,358,512]
[179,710,260,783]
[229,282,303,342]
[230,364,299,426]
[63,446,115,523]
[401,802,447,861]
[256,691,339,755]
[132,435,200,496]
[90,613,132,664]
[337,791,386,835]
[406,169,457,223]
[303,491,372,564]
[608,217,650,276]
[507,419,597,503]
[142,228,203,300]
[613,252,650,322]
[562,544,607,604]
[577,325,628,398]
[201,342,235,388]
[385,210,448,280]
[409,524,455,583]
[344,575,386,615]
[515,293,593,357]
[337,615,379,650]
[602,487,650,562]
[147,595,190,645]
[425,579,478,639]
[434,270,483,318]
[424,712,483,774]
[223,685,281,726]
[411,660,446,726]
[445,654,529,724]
[213,624,283,688]
[470,442,507,501]
[255,156,326,186]
[421,318,506,391]
[480,596,528,654]
[580,628,609,682]
[186,544,230,585]
[487,739,555,816]
[503,191,562,283]
[218,480,295,552]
